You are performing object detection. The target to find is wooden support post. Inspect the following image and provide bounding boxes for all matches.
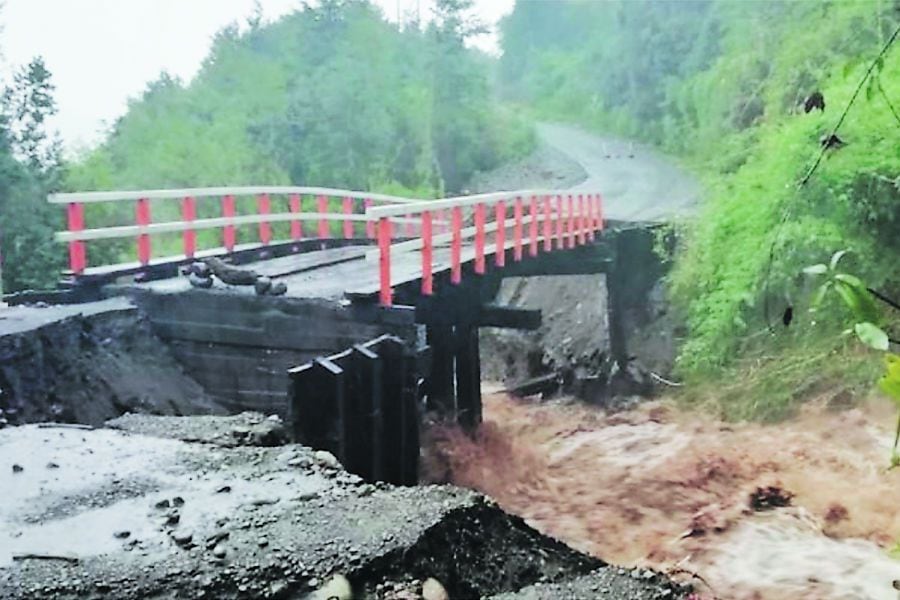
[351,345,383,482]
[426,324,455,416]
[454,325,482,431]
[378,337,417,485]
[289,358,344,456]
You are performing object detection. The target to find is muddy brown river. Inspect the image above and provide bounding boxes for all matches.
[425,389,900,599]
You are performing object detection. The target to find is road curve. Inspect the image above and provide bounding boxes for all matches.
[537,123,701,222]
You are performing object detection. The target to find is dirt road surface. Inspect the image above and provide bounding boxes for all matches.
[536,123,700,222]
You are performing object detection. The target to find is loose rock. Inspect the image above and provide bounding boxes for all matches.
[422,577,449,600]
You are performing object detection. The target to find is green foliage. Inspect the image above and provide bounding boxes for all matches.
[67,0,533,236]
[54,1,536,270]
[500,1,900,401]
[0,57,64,293]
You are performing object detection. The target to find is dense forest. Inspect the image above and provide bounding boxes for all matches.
[500,0,900,417]
[1,0,532,292]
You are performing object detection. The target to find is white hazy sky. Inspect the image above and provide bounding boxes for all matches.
[0,0,514,153]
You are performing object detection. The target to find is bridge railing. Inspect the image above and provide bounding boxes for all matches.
[49,186,429,275]
[367,190,604,306]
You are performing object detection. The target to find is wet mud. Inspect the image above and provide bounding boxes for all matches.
[0,415,691,599]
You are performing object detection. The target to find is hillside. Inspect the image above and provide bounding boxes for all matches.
[499,0,900,417]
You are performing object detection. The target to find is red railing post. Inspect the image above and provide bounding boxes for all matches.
[67,201,86,274]
[578,194,586,245]
[555,195,564,250]
[451,206,462,284]
[542,195,552,253]
[567,194,575,249]
[222,195,236,252]
[598,193,605,231]
[587,193,596,242]
[474,202,486,274]
[317,195,329,239]
[182,196,196,258]
[378,217,392,306]
[289,194,303,240]
[365,199,375,239]
[495,199,506,267]
[514,196,524,261]
[342,197,353,239]
[422,210,433,295]
[258,193,271,245]
[136,197,151,266]
[528,195,538,257]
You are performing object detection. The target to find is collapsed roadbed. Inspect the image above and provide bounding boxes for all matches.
[0,414,690,599]
[0,299,224,426]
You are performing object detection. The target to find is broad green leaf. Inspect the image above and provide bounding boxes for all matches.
[834,275,879,322]
[855,322,889,351]
[803,263,828,275]
[829,250,848,271]
[810,281,832,312]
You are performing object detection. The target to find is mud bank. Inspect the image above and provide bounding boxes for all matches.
[425,392,900,599]
[0,299,223,426]
[0,415,690,599]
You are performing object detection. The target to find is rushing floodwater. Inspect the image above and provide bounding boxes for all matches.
[423,390,900,599]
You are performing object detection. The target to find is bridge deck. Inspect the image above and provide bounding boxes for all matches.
[116,239,526,303]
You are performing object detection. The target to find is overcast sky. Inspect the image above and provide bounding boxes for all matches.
[0,0,514,154]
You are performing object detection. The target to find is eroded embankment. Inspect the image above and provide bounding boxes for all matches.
[424,392,900,599]
[0,299,223,426]
[0,414,690,600]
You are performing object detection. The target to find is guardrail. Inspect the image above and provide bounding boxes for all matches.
[48,186,604,303]
[367,190,604,306]
[49,186,436,275]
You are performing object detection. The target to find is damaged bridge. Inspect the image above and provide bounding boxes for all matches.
[11,185,667,485]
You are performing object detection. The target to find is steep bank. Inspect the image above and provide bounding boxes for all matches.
[0,299,223,426]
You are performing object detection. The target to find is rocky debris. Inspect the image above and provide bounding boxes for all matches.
[489,568,691,599]
[106,412,287,447]
[422,577,449,600]
[748,486,793,512]
[0,418,691,600]
[184,258,290,296]
[313,574,352,599]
